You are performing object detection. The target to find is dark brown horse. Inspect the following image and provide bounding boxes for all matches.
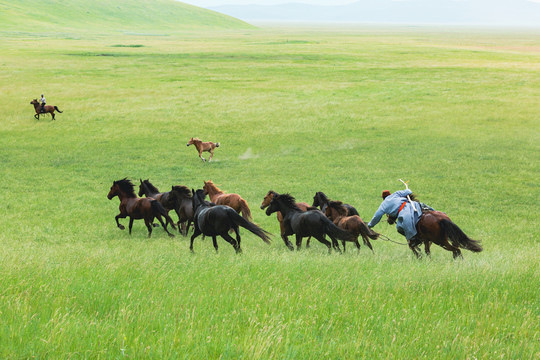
[260,190,313,251]
[203,180,252,221]
[408,211,482,259]
[187,137,220,162]
[107,178,176,237]
[312,191,359,216]
[325,201,379,253]
[30,99,62,120]
[165,185,195,236]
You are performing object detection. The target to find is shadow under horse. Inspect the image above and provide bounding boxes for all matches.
[107,178,176,237]
[190,189,271,254]
[265,193,356,253]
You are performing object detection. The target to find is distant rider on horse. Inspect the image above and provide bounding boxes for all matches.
[39,94,46,113]
[367,180,433,245]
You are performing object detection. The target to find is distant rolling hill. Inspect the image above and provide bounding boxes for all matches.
[0,0,253,33]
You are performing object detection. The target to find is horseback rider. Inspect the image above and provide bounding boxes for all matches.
[367,187,433,245]
[39,94,46,113]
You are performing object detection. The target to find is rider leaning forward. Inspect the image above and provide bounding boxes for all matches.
[367,182,433,245]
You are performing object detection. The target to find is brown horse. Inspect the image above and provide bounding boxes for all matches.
[408,211,482,259]
[107,178,177,237]
[30,99,62,120]
[203,180,252,221]
[260,190,313,251]
[187,137,220,162]
[325,201,379,252]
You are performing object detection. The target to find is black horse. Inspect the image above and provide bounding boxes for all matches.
[312,191,360,216]
[190,189,272,253]
[265,193,356,253]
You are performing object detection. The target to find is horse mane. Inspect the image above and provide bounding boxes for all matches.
[204,180,222,193]
[171,185,192,199]
[316,191,329,202]
[276,194,301,210]
[142,179,160,193]
[115,178,136,197]
[409,193,418,201]
[267,190,279,197]
[327,201,348,216]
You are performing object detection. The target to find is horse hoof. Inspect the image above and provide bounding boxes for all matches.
[118,225,125,230]
[168,233,175,238]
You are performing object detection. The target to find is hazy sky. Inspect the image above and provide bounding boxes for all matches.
[181,0,540,6]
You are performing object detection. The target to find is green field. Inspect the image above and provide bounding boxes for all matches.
[1,18,539,359]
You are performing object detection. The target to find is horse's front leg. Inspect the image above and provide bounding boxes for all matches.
[190,227,202,253]
[115,213,127,230]
[34,113,39,120]
[199,151,206,162]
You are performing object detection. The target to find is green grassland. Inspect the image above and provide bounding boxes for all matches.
[1,21,539,359]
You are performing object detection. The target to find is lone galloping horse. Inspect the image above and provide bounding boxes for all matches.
[203,180,252,221]
[30,99,62,120]
[187,137,220,162]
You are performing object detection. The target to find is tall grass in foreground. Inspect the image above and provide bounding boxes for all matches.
[0,27,538,358]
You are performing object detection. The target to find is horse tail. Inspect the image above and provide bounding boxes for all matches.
[151,200,177,230]
[215,142,220,147]
[239,198,252,221]
[357,219,380,240]
[227,209,271,244]
[440,219,482,252]
[322,216,356,242]
[54,106,63,113]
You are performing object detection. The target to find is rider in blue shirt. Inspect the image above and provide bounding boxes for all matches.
[368,189,423,243]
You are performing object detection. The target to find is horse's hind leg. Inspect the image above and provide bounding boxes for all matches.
[51,112,55,120]
[233,227,241,250]
[313,234,333,254]
[155,215,174,237]
[128,217,134,234]
[424,241,432,257]
[328,236,342,254]
[145,219,153,238]
[221,233,241,254]
[212,236,219,253]
[209,149,214,162]
[295,234,303,251]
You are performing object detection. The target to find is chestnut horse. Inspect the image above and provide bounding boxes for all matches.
[30,99,62,120]
[187,137,220,162]
[260,190,313,251]
[407,211,482,259]
[203,180,252,221]
[107,178,176,237]
[325,201,379,253]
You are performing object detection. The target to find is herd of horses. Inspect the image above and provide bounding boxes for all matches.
[108,178,482,259]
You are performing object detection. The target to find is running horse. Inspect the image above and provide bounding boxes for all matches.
[312,191,360,216]
[30,99,62,120]
[190,189,271,254]
[265,193,356,253]
[403,210,483,259]
[107,178,177,237]
[260,190,313,251]
[187,137,220,162]
[203,180,252,221]
[325,201,379,253]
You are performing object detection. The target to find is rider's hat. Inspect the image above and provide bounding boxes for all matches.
[382,190,391,199]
